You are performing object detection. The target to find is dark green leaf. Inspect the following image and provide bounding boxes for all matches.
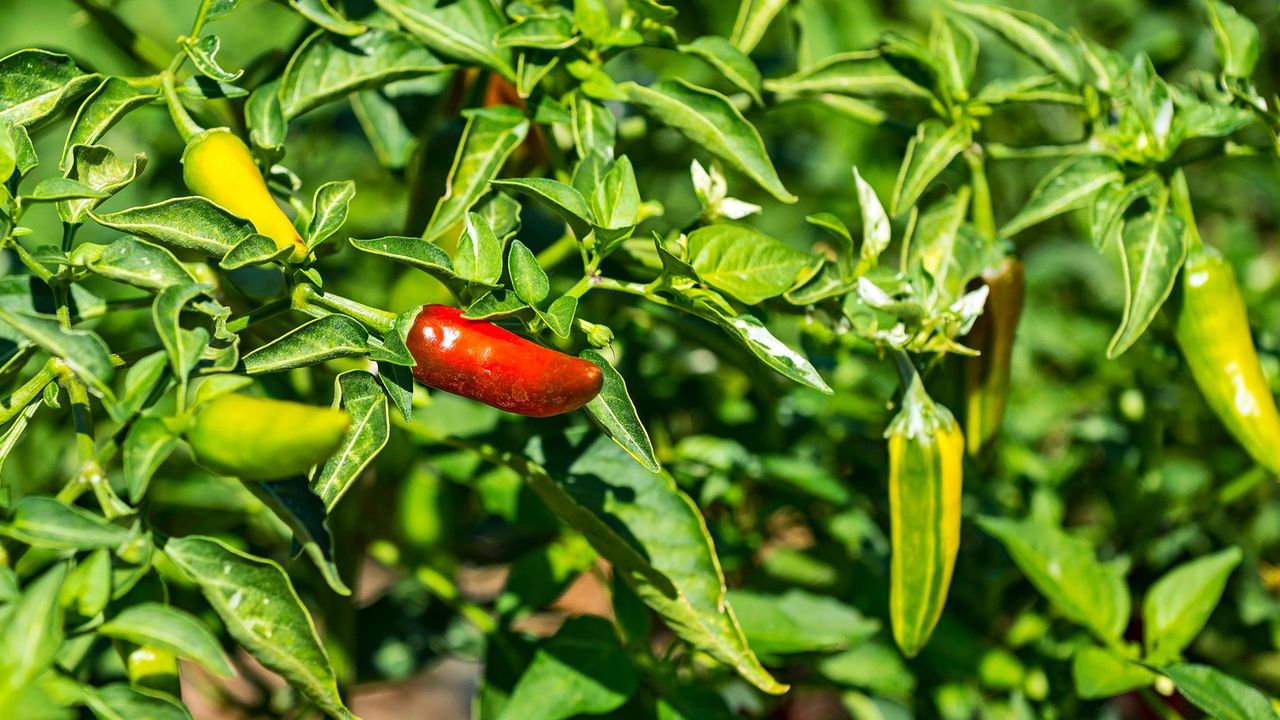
[312,371,389,510]
[279,29,449,119]
[243,314,370,374]
[164,536,354,719]
[622,79,795,203]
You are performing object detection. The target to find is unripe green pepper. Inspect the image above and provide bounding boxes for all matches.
[127,645,180,696]
[1174,247,1280,476]
[182,128,306,261]
[888,375,964,657]
[185,393,349,481]
[965,257,1024,458]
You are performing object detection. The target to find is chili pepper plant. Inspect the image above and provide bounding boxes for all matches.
[2,0,1280,718]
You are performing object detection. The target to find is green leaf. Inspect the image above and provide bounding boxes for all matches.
[673,288,832,393]
[122,417,178,503]
[219,233,293,270]
[0,307,114,397]
[247,81,286,154]
[424,106,529,241]
[246,478,351,596]
[153,283,212,382]
[679,36,763,105]
[728,589,880,655]
[496,616,639,720]
[687,223,814,305]
[817,641,915,697]
[0,402,41,508]
[183,35,242,82]
[1090,173,1162,251]
[729,0,788,54]
[6,496,129,550]
[763,51,929,99]
[287,0,366,35]
[491,177,594,240]
[60,78,156,171]
[453,212,503,285]
[852,166,890,273]
[589,156,641,253]
[377,361,414,422]
[83,684,193,720]
[476,191,522,241]
[59,145,148,225]
[243,315,370,374]
[622,79,795,203]
[979,516,1130,643]
[1143,548,1242,664]
[1001,156,1123,237]
[179,76,248,100]
[931,15,978,99]
[463,289,527,320]
[891,119,971,216]
[92,197,258,258]
[61,547,112,617]
[348,235,460,287]
[495,14,578,50]
[1107,207,1187,358]
[373,0,514,80]
[350,89,416,170]
[1205,0,1259,78]
[948,2,1082,85]
[98,603,235,677]
[279,29,449,119]
[25,178,109,202]
[312,370,389,511]
[0,564,67,707]
[195,0,240,26]
[104,350,168,425]
[163,536,354,720]
[305,180,355,249]
[515,433,787,694]
[1162,664,1279,720]
[537,294,577,338]
[582,349,659,472]
[80,237,195,292]
[0,50,99,128]
[508,240,550,305]
[1071,646,1154,699]
[571,93,616,159]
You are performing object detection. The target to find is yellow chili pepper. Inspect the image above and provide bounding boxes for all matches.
[181,128,307,261]
[1174,247,1280,476]
[888,373,964,657]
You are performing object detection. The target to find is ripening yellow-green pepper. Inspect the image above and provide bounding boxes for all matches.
[181,128,307,261]
[965,257,1025,458]
[888,376,964,657]
[185,393,349,481]
[127,646,180,696]
[1174,247,1280,477]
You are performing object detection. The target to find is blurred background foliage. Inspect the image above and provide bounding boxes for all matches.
[6,0,1280,718]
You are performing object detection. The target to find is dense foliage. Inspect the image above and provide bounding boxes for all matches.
[2,0,1280,718]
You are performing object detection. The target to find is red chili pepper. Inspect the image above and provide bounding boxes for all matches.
[407,305,603,417]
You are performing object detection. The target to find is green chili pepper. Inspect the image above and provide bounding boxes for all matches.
[1174,247,1280,476]
[888,374,964,657]
[185,393,349,481]
[965,257,1025,458]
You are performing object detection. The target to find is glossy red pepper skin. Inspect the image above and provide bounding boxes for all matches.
[407,305,603,417]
